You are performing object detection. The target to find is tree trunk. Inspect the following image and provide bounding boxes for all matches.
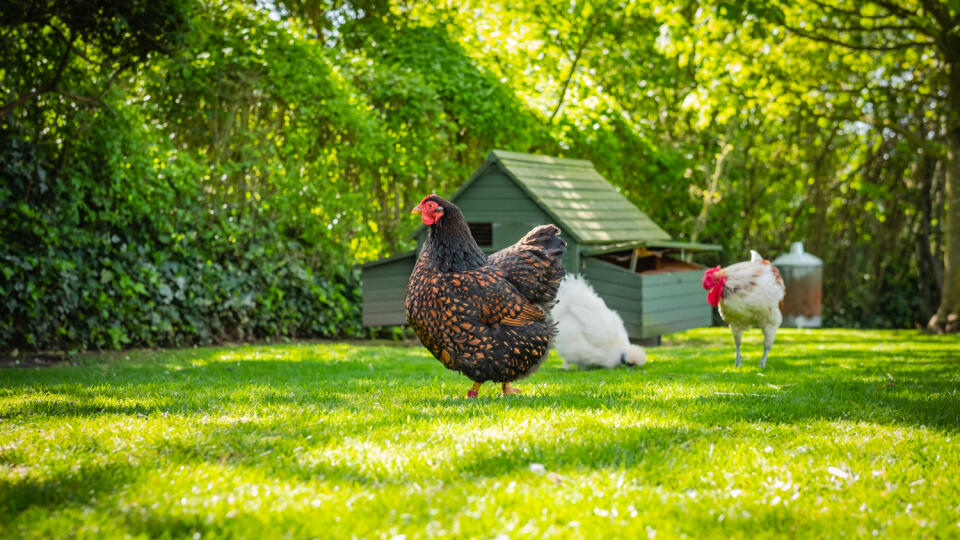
[930,131,960,332]
[689,139,732,245]
[929,61,960,332]
[916,154,942,317]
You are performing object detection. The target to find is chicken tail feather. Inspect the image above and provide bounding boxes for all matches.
[487,224,567,306]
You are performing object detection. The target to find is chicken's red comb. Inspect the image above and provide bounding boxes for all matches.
[419,194,438,205]
[702,266,722,290]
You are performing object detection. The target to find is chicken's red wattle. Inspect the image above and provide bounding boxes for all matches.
[702,267,725,307]
[707,278,725,307]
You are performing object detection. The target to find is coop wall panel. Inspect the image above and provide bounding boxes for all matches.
[361,255,416,327]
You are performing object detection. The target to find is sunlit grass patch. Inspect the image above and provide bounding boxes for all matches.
[1,328,959,538]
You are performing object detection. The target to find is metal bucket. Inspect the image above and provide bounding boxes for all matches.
[772,242,823,328]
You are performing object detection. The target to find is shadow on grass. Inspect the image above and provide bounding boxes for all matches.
[0,462,137,517]
[2,381,956,496]
[0,396,171,419]
[130,370,959,487]
[3,335,957,535]
[144,409,715,485]
[4,339,959,427]
[143,391,950,489]
[2,338,958,478]
[665,328,960,348]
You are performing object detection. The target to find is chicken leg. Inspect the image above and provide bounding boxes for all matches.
[732,327,744,367]
[760,326,776,369]
[501,383,522,396]
[466,381,482,398]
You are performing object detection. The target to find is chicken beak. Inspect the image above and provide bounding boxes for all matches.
[411,205,422,215]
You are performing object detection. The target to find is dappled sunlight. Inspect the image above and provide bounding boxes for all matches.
[5,0,959,535]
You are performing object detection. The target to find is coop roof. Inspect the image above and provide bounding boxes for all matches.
[457,150,675,244]
[408,150,720,251]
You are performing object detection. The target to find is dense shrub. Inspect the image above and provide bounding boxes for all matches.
[0,1,548,351]
[0,109,362,350]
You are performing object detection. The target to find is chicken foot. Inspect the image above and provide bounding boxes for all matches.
[501,383,522,396]
[466,381,482,398]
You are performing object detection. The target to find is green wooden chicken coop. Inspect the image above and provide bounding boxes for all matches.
[360,150,720,343]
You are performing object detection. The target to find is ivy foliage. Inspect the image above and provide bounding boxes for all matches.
[0,0,551,350]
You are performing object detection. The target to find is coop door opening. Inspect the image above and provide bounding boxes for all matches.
[468,222,493,247]
[594,247,701,274]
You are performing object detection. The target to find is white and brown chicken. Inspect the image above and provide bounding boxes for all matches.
[702,251,786,368]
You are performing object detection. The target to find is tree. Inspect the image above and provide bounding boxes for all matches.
[764,0,959,331]
[0,0,191,118]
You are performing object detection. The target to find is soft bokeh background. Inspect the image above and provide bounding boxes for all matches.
[1,1,954,349]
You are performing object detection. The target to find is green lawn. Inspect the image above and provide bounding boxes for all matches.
[1,328,959,539]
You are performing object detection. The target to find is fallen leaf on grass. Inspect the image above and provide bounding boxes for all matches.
[714,392,779,398]
[827,467,849,479]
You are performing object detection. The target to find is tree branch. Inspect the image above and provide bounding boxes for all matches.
[0,41,71,118]
[54,88,112,112]
[50,24,104,67]
[783,22,936,51]
[809,0,925,32]
[872,0,922,21]
[810,0,902,19]
[95,58,135,100]
[690,139,734,244]
[547,19,597,124]
[812,21,926,33]
[825,111,945,157]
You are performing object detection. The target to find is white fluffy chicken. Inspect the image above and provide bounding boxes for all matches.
[702,250,786,368]
[553,275,646,369]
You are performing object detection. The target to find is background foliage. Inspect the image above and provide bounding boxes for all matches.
[0,0,952,350]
